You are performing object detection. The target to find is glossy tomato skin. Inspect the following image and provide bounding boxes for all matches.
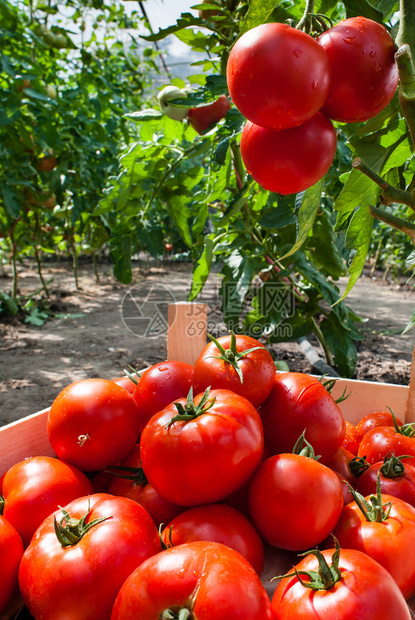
[19,493,162,620]
[240,114,337,196]
[331,494,415,599]
[140,388,264,506]
[342,420,360,455]
[47,378,141,471]
[192,334,275,408]
[357,426,415,465]
[259,372,345,464]
[227,22,331,130]
[272,547,411,619]
[318,17,399,123]
[355,410,403,442]
[355,460,415,508]
[0,516,24,613]
[111,541,274,620]
[106,443,184,528]
[1,456,93,547]
[247,453,344,551]
[161,503,264,576]
[188,95,231,134]
[132,360,193,436]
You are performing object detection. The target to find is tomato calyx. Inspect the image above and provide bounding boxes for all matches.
[293,431,321,461]
[0,495,4,515]
[54,502,112,547]
[349,455,370,477]
[347,474,392,523]
[105,465,148,487]
[319,376,350,404]
[389,407,415,438]
[379,453,412,479]
[160,524,174,550]
[274,537,342,590]
[121,365,141,385]
[166,387,216,429]
[206,331,266,384]
[160,608,193,620]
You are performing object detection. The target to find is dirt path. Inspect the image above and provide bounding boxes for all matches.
[0,259,414,427]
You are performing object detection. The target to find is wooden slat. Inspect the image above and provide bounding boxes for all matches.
[0,408,55,476]
[167,302,207,365]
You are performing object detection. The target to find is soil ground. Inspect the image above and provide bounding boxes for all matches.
[0,258,414,427]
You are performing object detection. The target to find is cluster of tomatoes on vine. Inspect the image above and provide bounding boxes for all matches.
[1,331,415,619]
[160,15,399,198]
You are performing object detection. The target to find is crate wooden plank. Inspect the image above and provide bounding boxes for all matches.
[167,302,207,366]
[0,408,54,476]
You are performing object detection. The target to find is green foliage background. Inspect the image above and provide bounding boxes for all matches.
[1,0,414,374]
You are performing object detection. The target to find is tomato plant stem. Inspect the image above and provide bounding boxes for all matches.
[369,205,415,244]
[352,157,415,209]
[296,0,315,33]
[396,0,415,56]
[395,45,415,155]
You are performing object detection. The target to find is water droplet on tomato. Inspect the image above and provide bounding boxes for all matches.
[293,49,303,58]
[374,62,381,72]
[311,81,319,90]
[369,50,376,58]
[343,36,356,44]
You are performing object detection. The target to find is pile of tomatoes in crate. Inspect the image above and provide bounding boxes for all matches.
[1,331,415,619]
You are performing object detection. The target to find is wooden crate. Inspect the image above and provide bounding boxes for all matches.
[1,303,414,614]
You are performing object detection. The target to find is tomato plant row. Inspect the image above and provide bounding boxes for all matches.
[1,333,414,618]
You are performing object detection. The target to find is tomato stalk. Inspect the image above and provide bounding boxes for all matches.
[292,431,320,460]
[206,330,266,383]
[53,503,112,547]
[274,537,343,590]
[346,474,392,523]
[380,453,412,478]
[166,387,216,428]
[161,608,192,620]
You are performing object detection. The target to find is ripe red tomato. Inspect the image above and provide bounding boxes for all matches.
[272,545,411,619]
[240,113,337,196]
[357,424,415,465]
[0,516,24,613]
[227,22,331,130]
[342,420,360,455]
[355,410,403,442]
[318,17,399,123]
[19,493,162,620]
[247,452,344,551]
[164,242,173,252]
[187,95,231,134]
[132,360,193,435]
[355,454,415,508]
[111,541,275,620]
[140,388,264,506]
[47,378,141,471]
[1,456,93,547]
[259,372,345,463]
[161,503,264,575]
[192,332,275,408]
[106,443,183,528]
[331,493,415,599]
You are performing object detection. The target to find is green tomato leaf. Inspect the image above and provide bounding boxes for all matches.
[188,236,214,301]
[343,0,383,22]
[334,169,379,230]
[281,178,324,259]
[140,13,202,42]
[320,312,358,377]
[124,109,163,121]
[403,311,415,335]
[338,206,374,303]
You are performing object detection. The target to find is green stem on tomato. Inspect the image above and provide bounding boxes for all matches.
[396,0,415,57]
[296,0,315,33]
[395,45,415,160]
